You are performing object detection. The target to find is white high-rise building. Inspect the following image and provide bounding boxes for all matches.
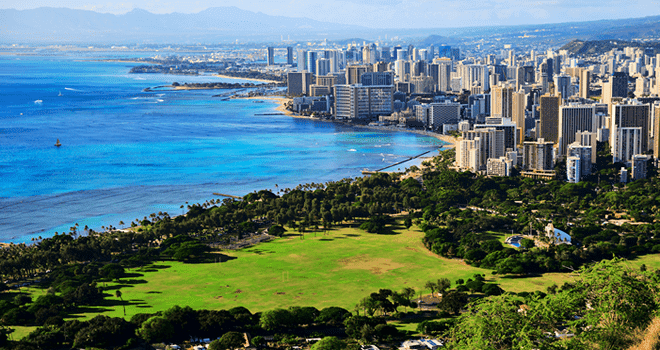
[567,142,592,179]
[566,156,582,183]
[612,127,643,165]
[334,84,394,120]
[523,138,554,171]
[458,64,489,94]
[487,157,513,177]
[462,128,505,170]
[491,84,515,119]
[456,138,481,173]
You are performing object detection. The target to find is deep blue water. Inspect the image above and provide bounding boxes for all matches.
[0,52,443,243]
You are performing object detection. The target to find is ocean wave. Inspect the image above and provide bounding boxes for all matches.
[347,149,357,152]
[64,87,82,91]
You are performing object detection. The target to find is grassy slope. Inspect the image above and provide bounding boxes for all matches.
[9,223,657,329]
[63,224,578,320]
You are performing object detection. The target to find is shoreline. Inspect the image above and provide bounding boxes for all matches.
[3,94,451,246]
[234,95,460,148]
[213,74,281,84]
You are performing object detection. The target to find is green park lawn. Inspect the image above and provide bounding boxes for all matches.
[62,224,579,320]
[10,223,657,327]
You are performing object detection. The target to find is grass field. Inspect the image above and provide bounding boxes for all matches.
[53,224,579,320]
[7,222,658,330]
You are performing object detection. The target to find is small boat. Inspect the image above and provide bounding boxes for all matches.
[58,91,63,96]
[34,100,43,104]
[55,139,62,147]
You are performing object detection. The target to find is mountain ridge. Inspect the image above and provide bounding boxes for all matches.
[2,7,660,44]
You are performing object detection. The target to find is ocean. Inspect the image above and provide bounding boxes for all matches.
[0,51,444,243]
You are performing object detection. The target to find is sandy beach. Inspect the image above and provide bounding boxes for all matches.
[236,96,461,148]
[213,74,281,84]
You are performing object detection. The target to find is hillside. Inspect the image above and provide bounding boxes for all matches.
[560,39,660,56]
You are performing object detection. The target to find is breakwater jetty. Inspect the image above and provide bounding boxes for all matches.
[362,149,436,174]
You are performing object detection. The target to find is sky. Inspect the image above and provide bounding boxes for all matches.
[3,0,660,29]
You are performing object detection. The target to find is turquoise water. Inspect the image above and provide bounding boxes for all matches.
[0,52,444,243]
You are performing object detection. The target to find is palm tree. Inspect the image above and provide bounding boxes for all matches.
[116,290,126,316]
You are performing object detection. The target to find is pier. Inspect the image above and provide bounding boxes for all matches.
[361,149,436,175]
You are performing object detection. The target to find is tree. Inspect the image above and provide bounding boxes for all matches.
[268,224,285,237]
[404,217,413,229]
[446,294,550,350]
[259,309,292,331]
[445,259,660,350]
[164,241,210,262]
[437,290,468,315]
[356,296,379,317]
[435,278,451,295]
[209,331,245,350]
[416,320,453,337]
[315,307,351,325]
[115,290,126,316]
[520,238,535,249]
[310,336,345,350]
[425,280,436,296]
[137,316,175,343]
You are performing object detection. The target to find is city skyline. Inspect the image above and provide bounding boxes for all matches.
[3,0,660,29]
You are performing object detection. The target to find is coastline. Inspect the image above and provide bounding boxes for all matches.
[213,74,280,84]
[234,95,460,148]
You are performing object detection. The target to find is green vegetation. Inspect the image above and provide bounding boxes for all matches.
[68,226,562,318]
[2,147,660,349]
[447,258,660,350]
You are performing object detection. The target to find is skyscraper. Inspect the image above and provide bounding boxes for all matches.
[334,84,394,120]
[610,102,650,163]
[612,72,629,98]
[462,128,506,170]
[360,72,394,86]
[287,72,312,96]
[286,47,294,65]
[558,104,595,155]
[512,90,526,145]
[567,142,592,179]
[554,74,571,101]
[474,118,517,151]
[297,49,307,72]
[346,65,372,85]
[432,58,452,92]
[523,138,555,171]
[362,44,377,64]
[545,58,554,79]
[653,102,660,161]
[539,93,560,144]
[579,69,590,99]
[266,47,274,66]
[458,64,489,94]
[307,51,318,75]
[491,84,515,119]
[438,45,451,59]
[316,58,331,77]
